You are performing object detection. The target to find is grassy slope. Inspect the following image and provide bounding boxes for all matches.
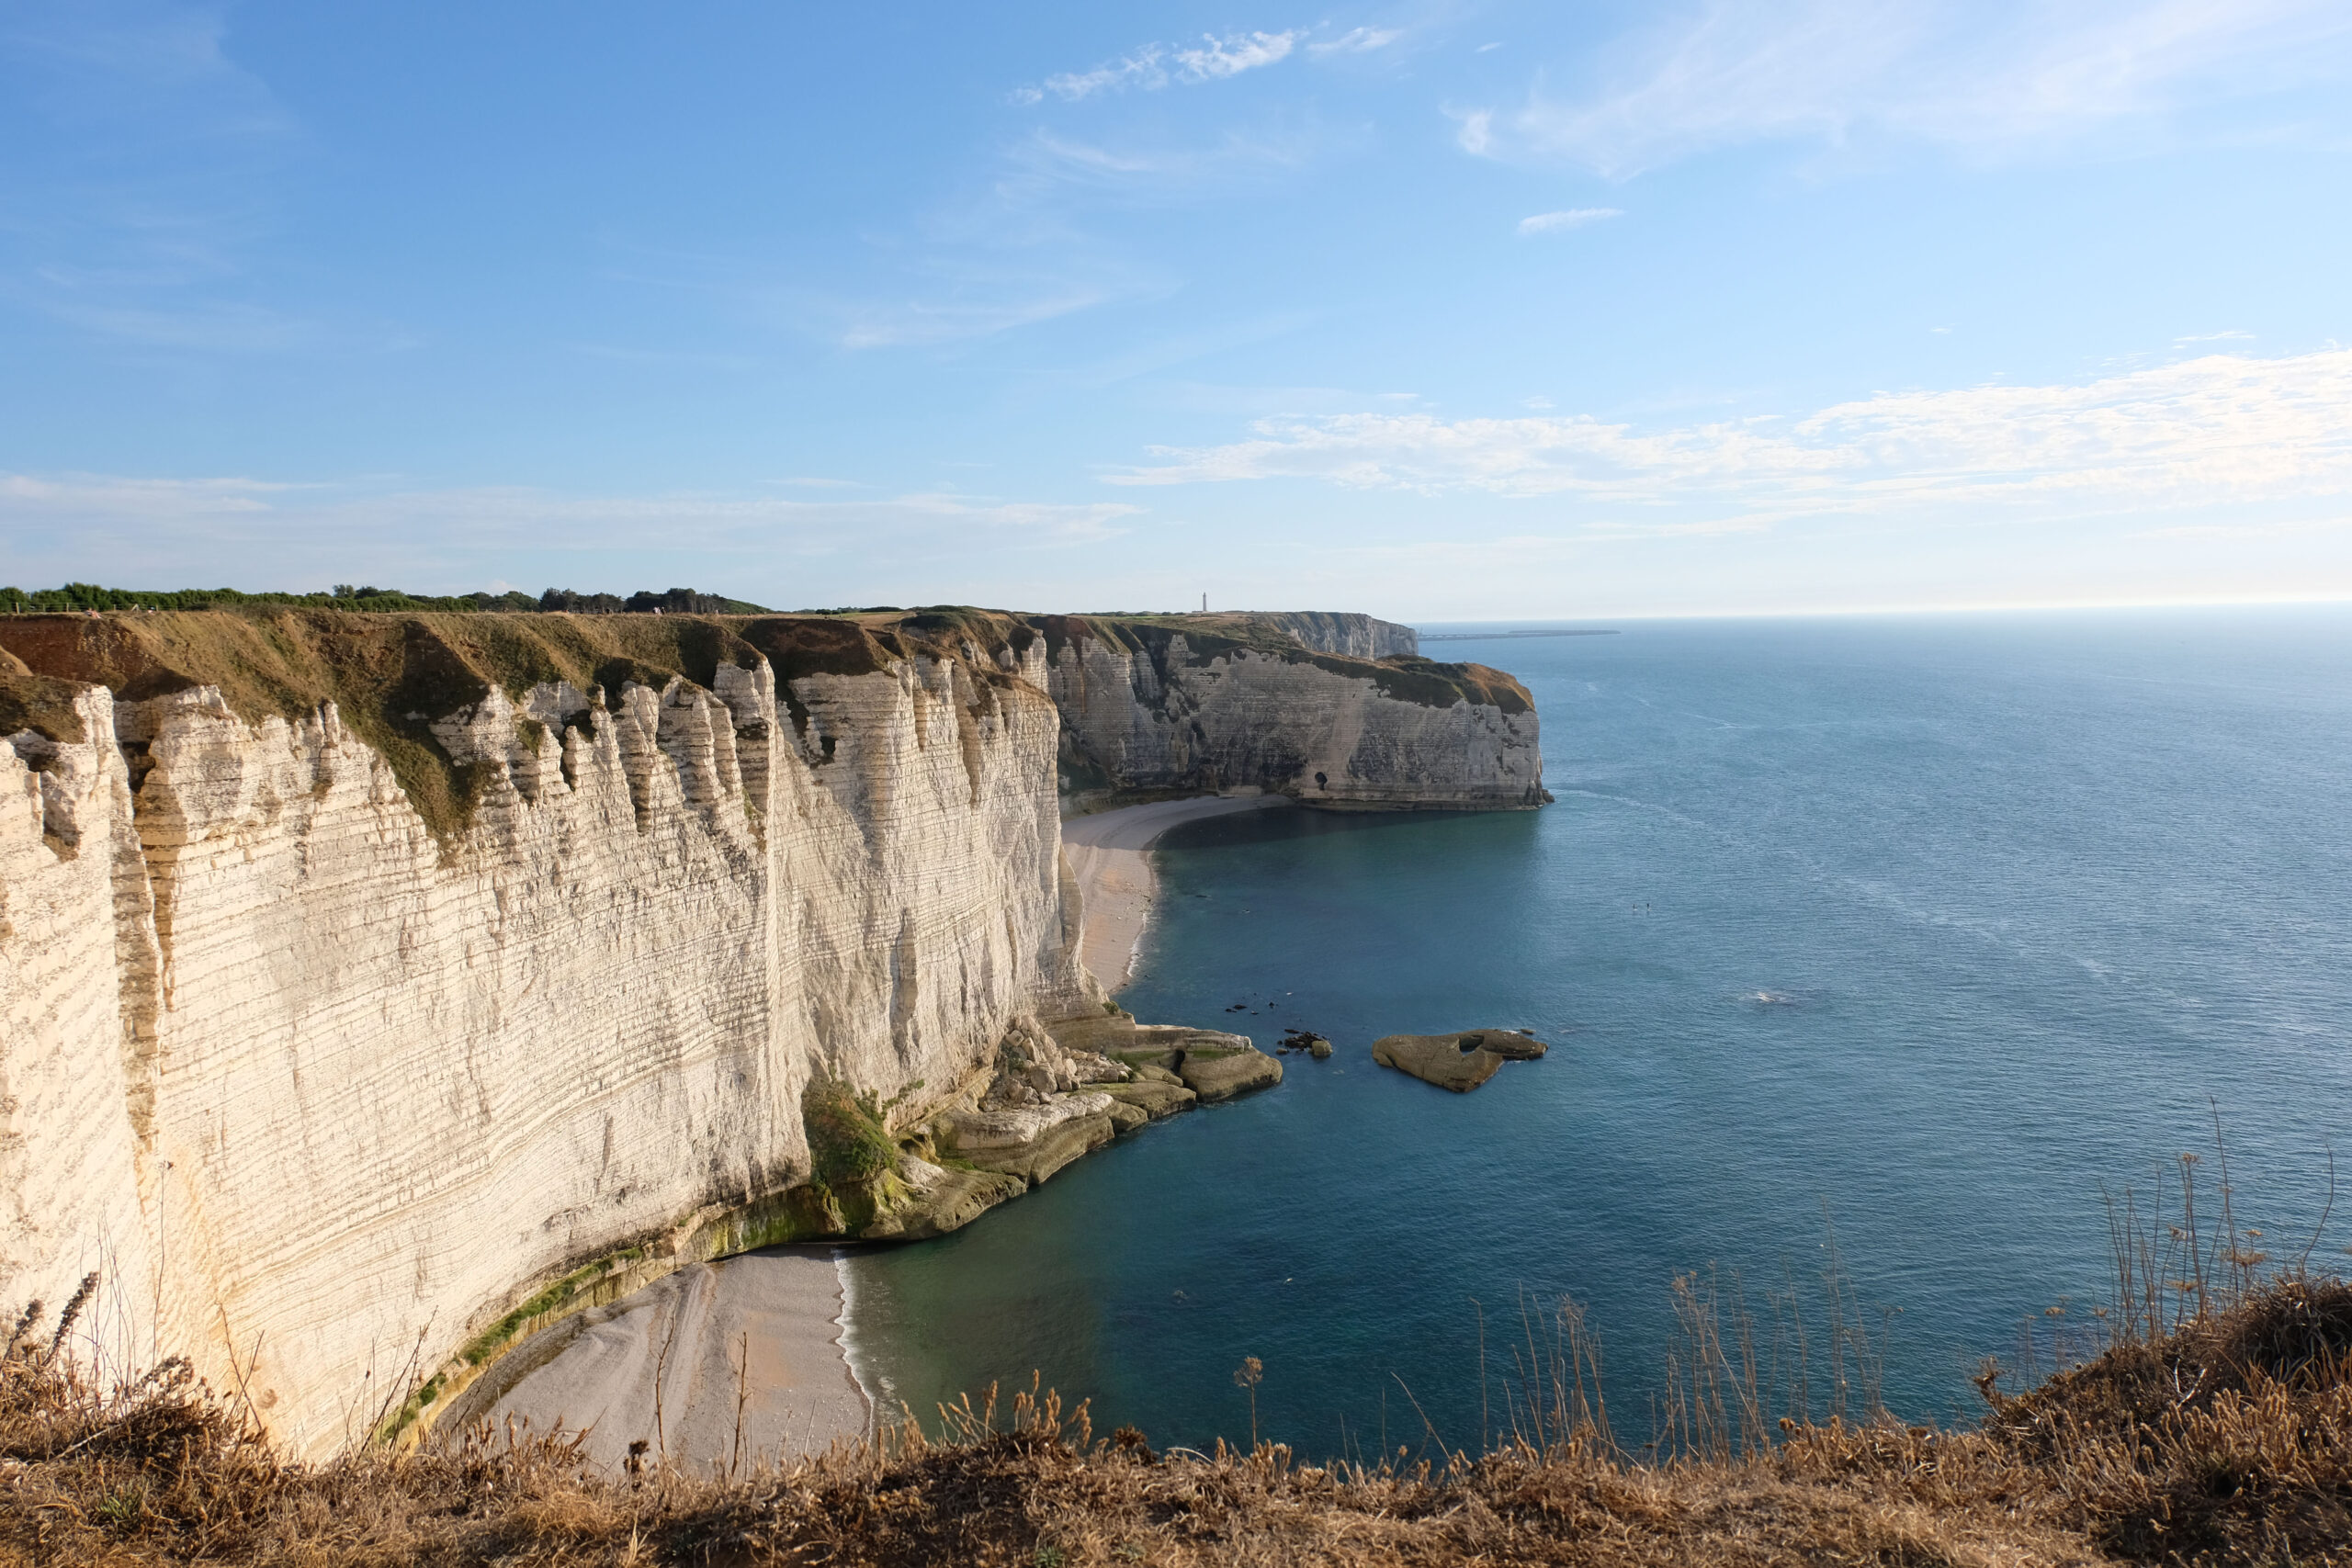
[6,1277,2346,1566]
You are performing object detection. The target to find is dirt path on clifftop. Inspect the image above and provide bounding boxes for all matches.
[1061,795,1290,991]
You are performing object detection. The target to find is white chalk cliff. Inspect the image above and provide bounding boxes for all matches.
[0,608,1539,1459]
[1040,618,1545,809]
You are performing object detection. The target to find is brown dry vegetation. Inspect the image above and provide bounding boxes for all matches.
[0,609,998,839]
[6,1270,2348,1567]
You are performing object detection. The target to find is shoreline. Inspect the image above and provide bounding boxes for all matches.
[834,1247,884,1438]
[1061,793,1293,991]
[481,794,1289,1461]
[478,1245,870,1472]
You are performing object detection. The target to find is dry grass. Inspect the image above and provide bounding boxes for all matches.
[8,1268,2350,1567]
[10,1130,2342,1563]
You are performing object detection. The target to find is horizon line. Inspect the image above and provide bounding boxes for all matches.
[1399,592,2352,626]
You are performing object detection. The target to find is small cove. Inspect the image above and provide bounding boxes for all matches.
[842,608,2352,1455]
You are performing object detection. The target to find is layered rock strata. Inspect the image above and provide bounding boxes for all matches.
[1227,612,1419,660]
[1029,615,1544,809]
[0,604,1534,1461]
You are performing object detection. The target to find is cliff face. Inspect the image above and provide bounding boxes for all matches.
[1214,612,1418,660]
[1,682,160,1394]
[1031,615,1544,810]
[0,605,1538,1460]
[1,612,1097,1459]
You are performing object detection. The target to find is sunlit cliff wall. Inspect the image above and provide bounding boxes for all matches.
[1035,615,1544,810]
[0,607,1535,1458]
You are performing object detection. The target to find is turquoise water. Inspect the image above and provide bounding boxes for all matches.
[843,609,2352,1455]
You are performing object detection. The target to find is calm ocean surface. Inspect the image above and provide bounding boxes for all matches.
[843,608,2352,1453]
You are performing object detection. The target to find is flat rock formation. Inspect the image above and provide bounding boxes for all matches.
[939,1096,1118,1185]
[1093,1074,1198,1119]
[0,604,1536,1460]
[1045,1010,1284,1103]
[1372,1030,1550,1092]
[1176,1049,1285,1101]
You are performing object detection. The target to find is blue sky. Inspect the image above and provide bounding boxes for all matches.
[3,0,2349,618]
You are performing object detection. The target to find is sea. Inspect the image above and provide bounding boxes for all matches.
[841,607,2352,1457]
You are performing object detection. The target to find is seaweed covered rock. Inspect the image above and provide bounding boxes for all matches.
[859,1161,1027,1242]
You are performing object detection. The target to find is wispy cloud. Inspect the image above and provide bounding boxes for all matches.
[0,474,1145,588]
[1107,348,2352,527]
[2176,330,2255,343]
[1310,27,1403,57]
[1010,122,1333,196]
[1013,30,1302,105]
[1177,30,1300,80]
[1517,207,1623,234]
[2139,513,2350,541]
[1460,0,2352,175]
[33,296,339,353]
[1,469,305,518]
[831,284,1121,350]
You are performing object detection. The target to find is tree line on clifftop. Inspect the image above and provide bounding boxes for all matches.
[0,583,772,615]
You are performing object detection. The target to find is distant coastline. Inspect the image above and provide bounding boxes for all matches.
[1418,628,1620,641]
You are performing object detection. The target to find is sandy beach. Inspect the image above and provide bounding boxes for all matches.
[477,1247,868,1474]
[1061,794,1292,990]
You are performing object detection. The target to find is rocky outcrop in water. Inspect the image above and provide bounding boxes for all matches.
[1372,1030,1550,1092]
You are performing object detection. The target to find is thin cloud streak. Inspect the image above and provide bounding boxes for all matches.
[1517,208,1623,234]
[1013,30,1302,105]
[1108,348,2352,526]
[0,474,1146,564]
[1309,27,1403,57]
